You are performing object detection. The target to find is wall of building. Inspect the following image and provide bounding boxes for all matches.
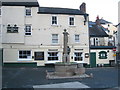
[2,6,25,44]
[91,49,115,65]
[2,6,90,66]
[118,1,120,52]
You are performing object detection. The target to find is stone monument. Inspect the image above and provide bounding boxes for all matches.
[46,29,89,79]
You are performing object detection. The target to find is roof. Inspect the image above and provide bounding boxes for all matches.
[89,25,109,37]
[38,7,88,15]
[1,0,39,7]
[1,0,37,2]
[99,19,112,24]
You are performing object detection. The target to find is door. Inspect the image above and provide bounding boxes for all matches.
[90,52,96,67]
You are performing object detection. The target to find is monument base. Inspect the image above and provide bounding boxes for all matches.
[46,62,90,79]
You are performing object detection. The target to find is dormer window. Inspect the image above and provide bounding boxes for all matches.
[25,7,31,16]
[52,16,57,25]
[7,24,18,33]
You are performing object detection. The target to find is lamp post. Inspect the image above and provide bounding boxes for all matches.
[63,29,69,63]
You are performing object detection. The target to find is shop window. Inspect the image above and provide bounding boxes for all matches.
[34,52,44,60]
[99,51,107,59]
[19,50,32,60]
[48,52,58,61]
[74,52,83,61]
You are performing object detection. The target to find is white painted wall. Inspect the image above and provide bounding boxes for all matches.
[1,5,89,65]
[2,6,25,44]
[91,49,115,64]
[118,1,120,52]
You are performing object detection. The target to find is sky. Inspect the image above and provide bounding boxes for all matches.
[38,0,120,25]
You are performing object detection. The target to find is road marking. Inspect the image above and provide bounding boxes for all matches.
[33,81,90,88]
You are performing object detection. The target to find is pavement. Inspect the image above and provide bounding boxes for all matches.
[33,81,90,88]
[2,66,119,89]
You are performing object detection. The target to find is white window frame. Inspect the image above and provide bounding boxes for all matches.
[18,50,32,61]
[25,7,32,16]
[51,15,58,25]
[69,16,75,26]
[74,52,84,62]
[47,51,59,61]
[25,24,32,36]
[52,34,59,44]
[75,34,80,43]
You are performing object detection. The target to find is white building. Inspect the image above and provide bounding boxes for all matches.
[0,0,90,66]
[117,1,120,63]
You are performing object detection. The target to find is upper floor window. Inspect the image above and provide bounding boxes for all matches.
[25,25,32,35]
[75,34,80,43]
[25,7,31,16]
[52,16,57,25]
[7,24,18,33]
[52,34,58,44]
[69,16,75,26]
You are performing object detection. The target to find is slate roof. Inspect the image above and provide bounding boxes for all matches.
[89,25,109,37]
[38,7,88,15]
[99,19,112,24]
[2,2,39,7]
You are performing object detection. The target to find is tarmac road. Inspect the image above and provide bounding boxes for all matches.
[2,66,119,89]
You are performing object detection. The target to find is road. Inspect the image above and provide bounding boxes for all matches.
[2,66,119,89]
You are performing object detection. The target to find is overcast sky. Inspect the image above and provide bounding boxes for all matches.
[38,0,120,25]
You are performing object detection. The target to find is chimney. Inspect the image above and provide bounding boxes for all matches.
[95,15,101,25]
[80,2,86,13]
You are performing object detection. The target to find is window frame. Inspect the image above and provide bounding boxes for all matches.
[51,15,58,25]
[25,24,32,36]
[47,51,59,61]
[75,34,80,43]
[25,7,32,16]
[52,34,58,44]
[69,16,75,26]
[18,50,32,61]
[99,51,107,59]
[74,52,84,62]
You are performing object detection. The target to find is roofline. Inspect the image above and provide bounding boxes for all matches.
[90,35,109,37]
[90,46,116,49]
[37,7,89,16]
[37,12,88,16]
[2,2,39,7]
